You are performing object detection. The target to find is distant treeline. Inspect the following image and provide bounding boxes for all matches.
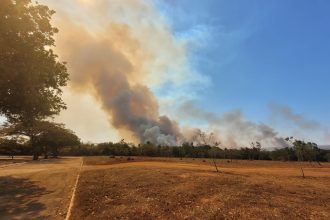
[2,139,330,162]
[60,140,330,162]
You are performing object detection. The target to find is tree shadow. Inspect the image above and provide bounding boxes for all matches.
[0,176,52,220]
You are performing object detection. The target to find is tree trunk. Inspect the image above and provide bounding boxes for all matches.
[44,146,48,159]
[300,167,305,178]
[33,153,39,160]
[30,135,39,160]
[52,147,59,158]
[213,158,219,172]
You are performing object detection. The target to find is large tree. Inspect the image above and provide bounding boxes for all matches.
[1,121,80,159]
[0,0,69,159]
[35,122,80,159]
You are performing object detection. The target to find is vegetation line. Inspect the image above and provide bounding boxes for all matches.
[65,158,84,220]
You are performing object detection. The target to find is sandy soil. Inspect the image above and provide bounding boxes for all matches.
[72,157,330,220]
[0,157,82,220]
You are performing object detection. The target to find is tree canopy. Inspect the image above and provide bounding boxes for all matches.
[0,0,69,159]
[1,121,80,158]
[35,122,80,158]
[0,0,68,125]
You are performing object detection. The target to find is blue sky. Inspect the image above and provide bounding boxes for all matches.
[154,0,330,143]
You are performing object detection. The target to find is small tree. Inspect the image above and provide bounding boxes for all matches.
[194,131,221,172]
[287,138,320,162]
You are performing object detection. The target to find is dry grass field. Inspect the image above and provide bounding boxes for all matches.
[1,156,330,219]
[72,157,330,220]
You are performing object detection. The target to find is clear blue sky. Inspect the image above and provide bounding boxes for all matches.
[154,0,330,144]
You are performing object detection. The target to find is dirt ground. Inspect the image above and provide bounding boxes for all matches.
[0,156,32,167]
[73,157,330,220]
[1,156,330,220]
[0,156,82,220]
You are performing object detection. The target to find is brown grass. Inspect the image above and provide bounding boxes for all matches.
[71,157,330,220]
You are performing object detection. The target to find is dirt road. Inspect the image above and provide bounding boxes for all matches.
[0,157,82,220]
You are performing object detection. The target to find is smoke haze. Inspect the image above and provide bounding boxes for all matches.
[179,101,288,148]
[269,104,330,145]
[269,104,321,130]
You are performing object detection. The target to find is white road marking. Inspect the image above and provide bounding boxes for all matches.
[65,158,84,220]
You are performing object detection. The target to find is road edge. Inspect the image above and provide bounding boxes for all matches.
[65,158,84,220]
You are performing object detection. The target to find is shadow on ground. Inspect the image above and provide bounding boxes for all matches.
[0,176,52,220]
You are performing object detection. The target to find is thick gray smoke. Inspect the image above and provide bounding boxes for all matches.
[179,101,289,148]
[57,25,182,145]
[50,0,185,145]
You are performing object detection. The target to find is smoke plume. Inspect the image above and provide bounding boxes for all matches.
[44,0,291,147]
[46,0,187,145]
